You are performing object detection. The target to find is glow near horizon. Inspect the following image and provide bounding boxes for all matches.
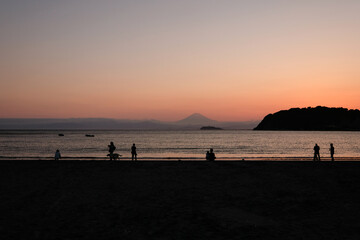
[0,0,359,121]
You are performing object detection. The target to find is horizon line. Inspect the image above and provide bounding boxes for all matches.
[0,116,261,122]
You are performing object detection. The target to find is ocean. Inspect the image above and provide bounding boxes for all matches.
[1,130,360,160]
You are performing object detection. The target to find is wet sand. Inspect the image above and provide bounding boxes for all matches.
[1,160,360,239]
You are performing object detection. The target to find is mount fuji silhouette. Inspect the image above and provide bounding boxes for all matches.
[175,113,218,126]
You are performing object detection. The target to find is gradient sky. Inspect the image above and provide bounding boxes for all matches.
[1,0,360,121]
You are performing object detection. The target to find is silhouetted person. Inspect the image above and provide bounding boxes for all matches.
[209,148,216,161]
[313,144,320,161]
[206,151,210,161]
[131,143,137,161]
[108,142,116,161]
[329,143,335,161]
[54,149,61,160]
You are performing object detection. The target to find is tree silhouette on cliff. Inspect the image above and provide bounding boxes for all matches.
[254,106,360,131]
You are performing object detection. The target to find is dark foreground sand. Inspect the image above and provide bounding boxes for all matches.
[1,161,360,240]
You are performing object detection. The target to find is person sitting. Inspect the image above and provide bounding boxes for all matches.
[54,149,61,160]
[209,148,216,161]
[206,151,210,161]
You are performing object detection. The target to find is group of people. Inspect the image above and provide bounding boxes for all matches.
[206,148,216,161]
[108,144,217,161]
[108,142,137,161]
[108,143,218,161]
[54,143,335,161]
[313,143,335,161]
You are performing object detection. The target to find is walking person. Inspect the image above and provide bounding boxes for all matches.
[131,143,137,161]
[329,143,335,161]
[313,144,320,161]
[54,149,61,160]
[108,142,116,161]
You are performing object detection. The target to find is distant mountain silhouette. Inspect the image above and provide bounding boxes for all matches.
[175,113,218,126]
[0,114,260,130]
[254,106,360,131]
[0,118,173,130]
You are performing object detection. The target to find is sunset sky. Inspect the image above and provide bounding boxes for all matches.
[1,0,360,121]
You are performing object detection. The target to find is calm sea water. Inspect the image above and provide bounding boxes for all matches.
[1,130,360,160]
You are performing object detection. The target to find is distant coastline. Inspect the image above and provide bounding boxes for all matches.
[0,114,260,130]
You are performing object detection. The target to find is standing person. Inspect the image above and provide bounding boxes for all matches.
[54,149,61,160]
[329,143,335,161]
[313,144,320,161]
[108,142,116,161]
[209,148,216,161]
[131,143,137,161]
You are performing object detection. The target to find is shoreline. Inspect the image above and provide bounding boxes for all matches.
[1,156,360,161]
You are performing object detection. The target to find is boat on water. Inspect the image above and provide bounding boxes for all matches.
[58,134,64,136]
[85,134,95,137]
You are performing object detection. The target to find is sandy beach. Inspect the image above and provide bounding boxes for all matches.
[1,160,360,239]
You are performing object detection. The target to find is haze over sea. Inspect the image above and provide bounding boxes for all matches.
[1,130,360,160]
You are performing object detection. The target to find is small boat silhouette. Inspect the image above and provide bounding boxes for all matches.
[85,134,95,137]
[58,134,64,136]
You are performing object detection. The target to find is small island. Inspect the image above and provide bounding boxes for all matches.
[200,126,223,130]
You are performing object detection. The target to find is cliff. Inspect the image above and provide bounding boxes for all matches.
[254,106,360,131]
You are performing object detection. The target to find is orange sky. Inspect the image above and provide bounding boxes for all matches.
[1,1,360,121]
